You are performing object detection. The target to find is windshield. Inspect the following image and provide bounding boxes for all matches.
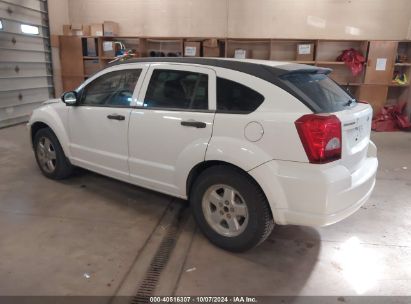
[280,72,356,113]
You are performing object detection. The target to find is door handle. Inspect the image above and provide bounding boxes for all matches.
[181,120,207,128]
[107,114,125,121]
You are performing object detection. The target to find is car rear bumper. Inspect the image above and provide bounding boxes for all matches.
[249,141,378,227]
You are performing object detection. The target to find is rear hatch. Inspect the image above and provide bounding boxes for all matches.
[280,69,373,172]
[334,103,372,172]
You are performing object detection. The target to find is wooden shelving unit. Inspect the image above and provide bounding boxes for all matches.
[315,40,368,87]
[269,39,316,62]
[316,61,345,65]
[59,35,411,117]
[226,39,271,60]
[395,62,411,67]
[146,38,183,57]
[389,42,411,116]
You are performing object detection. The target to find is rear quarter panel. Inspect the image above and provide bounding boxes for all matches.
[206,67,311,170]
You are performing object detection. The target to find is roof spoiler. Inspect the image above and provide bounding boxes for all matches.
[279,67,332,77]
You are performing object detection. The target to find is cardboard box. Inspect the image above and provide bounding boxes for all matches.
[296,43,314,61]
[203,46,220,57]
[82,25,90,36]
[86,38,97,56]
[71,24,82,36]
[90,24,103,37]
[234,49,249,59]
[184,41,201,57]
[103,21,119,36]
[84,59,100,76]
[63,24,89,36]
[63,24,72,36]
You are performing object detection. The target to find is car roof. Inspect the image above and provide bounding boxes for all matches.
[111,57,329,80]
[111,57,331,113]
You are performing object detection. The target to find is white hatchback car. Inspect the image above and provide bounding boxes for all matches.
[28,58,378,251]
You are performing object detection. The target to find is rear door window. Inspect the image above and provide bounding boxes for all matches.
[143,69,208,110]
[217,77,264,113]
[280,72,356,113]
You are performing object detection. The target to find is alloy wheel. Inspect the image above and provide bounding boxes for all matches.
[36,137,57,173]
[202,184,249,237]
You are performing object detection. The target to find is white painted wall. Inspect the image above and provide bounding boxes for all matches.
[48,0,70,35]
[228,0,411,39]
[65,0,411,40]
[67,0,228,37]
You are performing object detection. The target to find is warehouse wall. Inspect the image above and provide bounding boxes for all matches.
[48,0,70,96]
[67,0,411,40]
[49,0,70,35]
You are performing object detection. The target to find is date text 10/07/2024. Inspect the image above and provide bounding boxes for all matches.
[149,297,258,303]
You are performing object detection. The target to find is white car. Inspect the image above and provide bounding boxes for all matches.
[28,58,378,252]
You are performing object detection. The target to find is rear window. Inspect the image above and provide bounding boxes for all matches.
[217,77,264,113]
[280,72,356,113]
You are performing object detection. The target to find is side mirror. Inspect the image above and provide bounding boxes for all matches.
[61,91,78,106]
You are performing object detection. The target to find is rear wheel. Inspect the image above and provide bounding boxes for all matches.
[34,128,73,180]
[190,165,274,252]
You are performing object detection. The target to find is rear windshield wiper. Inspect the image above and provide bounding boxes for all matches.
[345,98,356,106]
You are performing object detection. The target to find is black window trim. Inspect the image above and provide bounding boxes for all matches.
[215,109,258,115]
[141,68,210,112]
[132,106,215,113]
[74,66,267,114]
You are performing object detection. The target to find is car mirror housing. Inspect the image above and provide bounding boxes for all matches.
[61,91,78,106]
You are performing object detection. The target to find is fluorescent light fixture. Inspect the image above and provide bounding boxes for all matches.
[0,20,3,30]
[21,24,39,35]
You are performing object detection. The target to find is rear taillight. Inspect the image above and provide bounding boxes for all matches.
[295,114,342,164]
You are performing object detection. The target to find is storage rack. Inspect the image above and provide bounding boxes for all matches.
[59,36,411,117]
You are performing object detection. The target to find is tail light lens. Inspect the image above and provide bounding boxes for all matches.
[295,114,342,164]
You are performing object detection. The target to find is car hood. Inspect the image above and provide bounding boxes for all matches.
[42,98,62,105]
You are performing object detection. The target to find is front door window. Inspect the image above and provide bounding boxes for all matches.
[80,69,142,107]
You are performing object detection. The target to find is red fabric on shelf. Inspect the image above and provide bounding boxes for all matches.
[336,48,366,76]
[372,102,411,132]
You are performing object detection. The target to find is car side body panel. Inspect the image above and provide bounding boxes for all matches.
[67,63,150,182]
[28,59,378,229]
[129,63,217,198]
[29,101,71,158]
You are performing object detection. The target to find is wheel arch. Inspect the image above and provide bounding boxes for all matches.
[186,160,268,206]
[187,160,279,228]
[186,160,288,224]
[29,118,71,158]
[30,121,50,147]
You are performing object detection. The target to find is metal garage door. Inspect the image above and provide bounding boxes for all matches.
[0,0,53,128]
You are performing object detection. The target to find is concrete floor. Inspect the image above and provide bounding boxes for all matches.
[0,124,410,298]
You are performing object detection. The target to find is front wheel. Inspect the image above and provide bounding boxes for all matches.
[190,165,274,252]
[33,128,73,180]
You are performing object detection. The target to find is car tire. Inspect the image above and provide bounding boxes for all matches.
[33,128,73,180]
[190,165,274,252]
